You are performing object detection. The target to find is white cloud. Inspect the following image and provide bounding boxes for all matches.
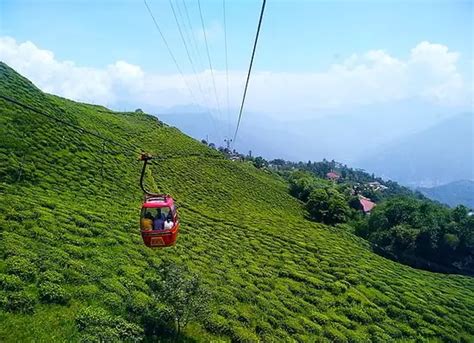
[0,36,471,119]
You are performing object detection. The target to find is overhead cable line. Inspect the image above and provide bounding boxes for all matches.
[232,0,267,145]
[180,0,221,143]
[143,0,199,105]
[197,0,223,122]
[175,0,206,77]
[175,0,212,112]
[169,0,220,142]
[223,0,231,140]
[168,0,207,106]
[0,94,140,155]
[181,0,205,73]
[0,94,226,163]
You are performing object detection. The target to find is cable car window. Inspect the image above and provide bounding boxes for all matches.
[141,207,172,231]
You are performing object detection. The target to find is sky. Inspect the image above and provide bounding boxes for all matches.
[0,0,473,130]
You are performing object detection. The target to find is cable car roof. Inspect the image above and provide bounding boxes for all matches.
[142,196,175,208]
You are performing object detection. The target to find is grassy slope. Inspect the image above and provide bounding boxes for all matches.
[1,62,473,342]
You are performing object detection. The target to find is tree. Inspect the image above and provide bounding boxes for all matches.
[348,196,363,211]
[270,159,286,166]
[390,224,418,252]
[253,156,267,169]
[289,175,316,202]
[157,263,210,337]
[306,188,350,225]
[452,205,469,223]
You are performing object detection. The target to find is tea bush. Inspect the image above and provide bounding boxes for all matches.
[5,256,37,282]
[76,306,143,342]
[0,274,24,291]
[39,281,70,304]
[4,291,37,313]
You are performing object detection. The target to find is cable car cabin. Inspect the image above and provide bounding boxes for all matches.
[140,195,179,248]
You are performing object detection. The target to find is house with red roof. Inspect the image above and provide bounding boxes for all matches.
[358,196,376,214]
[326,171,340,181]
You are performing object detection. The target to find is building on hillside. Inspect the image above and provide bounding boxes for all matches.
[359,195,376,214]
[326,171,340,181]
[367,181,388,191]
[230,155,241,162]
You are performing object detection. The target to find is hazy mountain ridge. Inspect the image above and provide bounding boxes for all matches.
[357,112,473,187]
[418,180,474,208]
[157,101,469,171]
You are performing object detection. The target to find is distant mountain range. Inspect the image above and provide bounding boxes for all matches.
[157,106,472,189]
[356,112,473,187]
[157,99,461,162]
[418,180,474,209]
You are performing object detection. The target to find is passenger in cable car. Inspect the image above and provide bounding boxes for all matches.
[164,214,174,230]
[153,210,165,230]
[141,210,154,231]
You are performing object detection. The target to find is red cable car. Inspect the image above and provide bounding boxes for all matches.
[139,154,180,248]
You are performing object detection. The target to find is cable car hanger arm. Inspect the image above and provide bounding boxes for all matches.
[139,153,163,197]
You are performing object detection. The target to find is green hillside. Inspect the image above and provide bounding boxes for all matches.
[1,62,474,342]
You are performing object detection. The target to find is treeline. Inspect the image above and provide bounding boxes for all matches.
[286,170,474,275]
[356,198,474,275]
[218,153,421,201]
[273,158,421,200]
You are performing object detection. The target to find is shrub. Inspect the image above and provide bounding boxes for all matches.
[324,325,348,343]
[231,325,260,343]
[328,281,348,295]
[76,306,112,330]
[5,256,37,281]
[310,311,329,325]
[102,292,124,312]
[5,291,37,313]
[281,316,304,334]
[0,292,7,309]
[344,307,372,324]
[205,314,232,335]
[39,270,65,284]
[39,281,70,304]
[127,291,152,315]
[0,274,24,291]
[367,325,391,342]
[76,306,143,342]
[255,319,274,336]
[74,284,100,300]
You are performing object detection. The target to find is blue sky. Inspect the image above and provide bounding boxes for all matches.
[0,0,472,126]
[1,0,472,75]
